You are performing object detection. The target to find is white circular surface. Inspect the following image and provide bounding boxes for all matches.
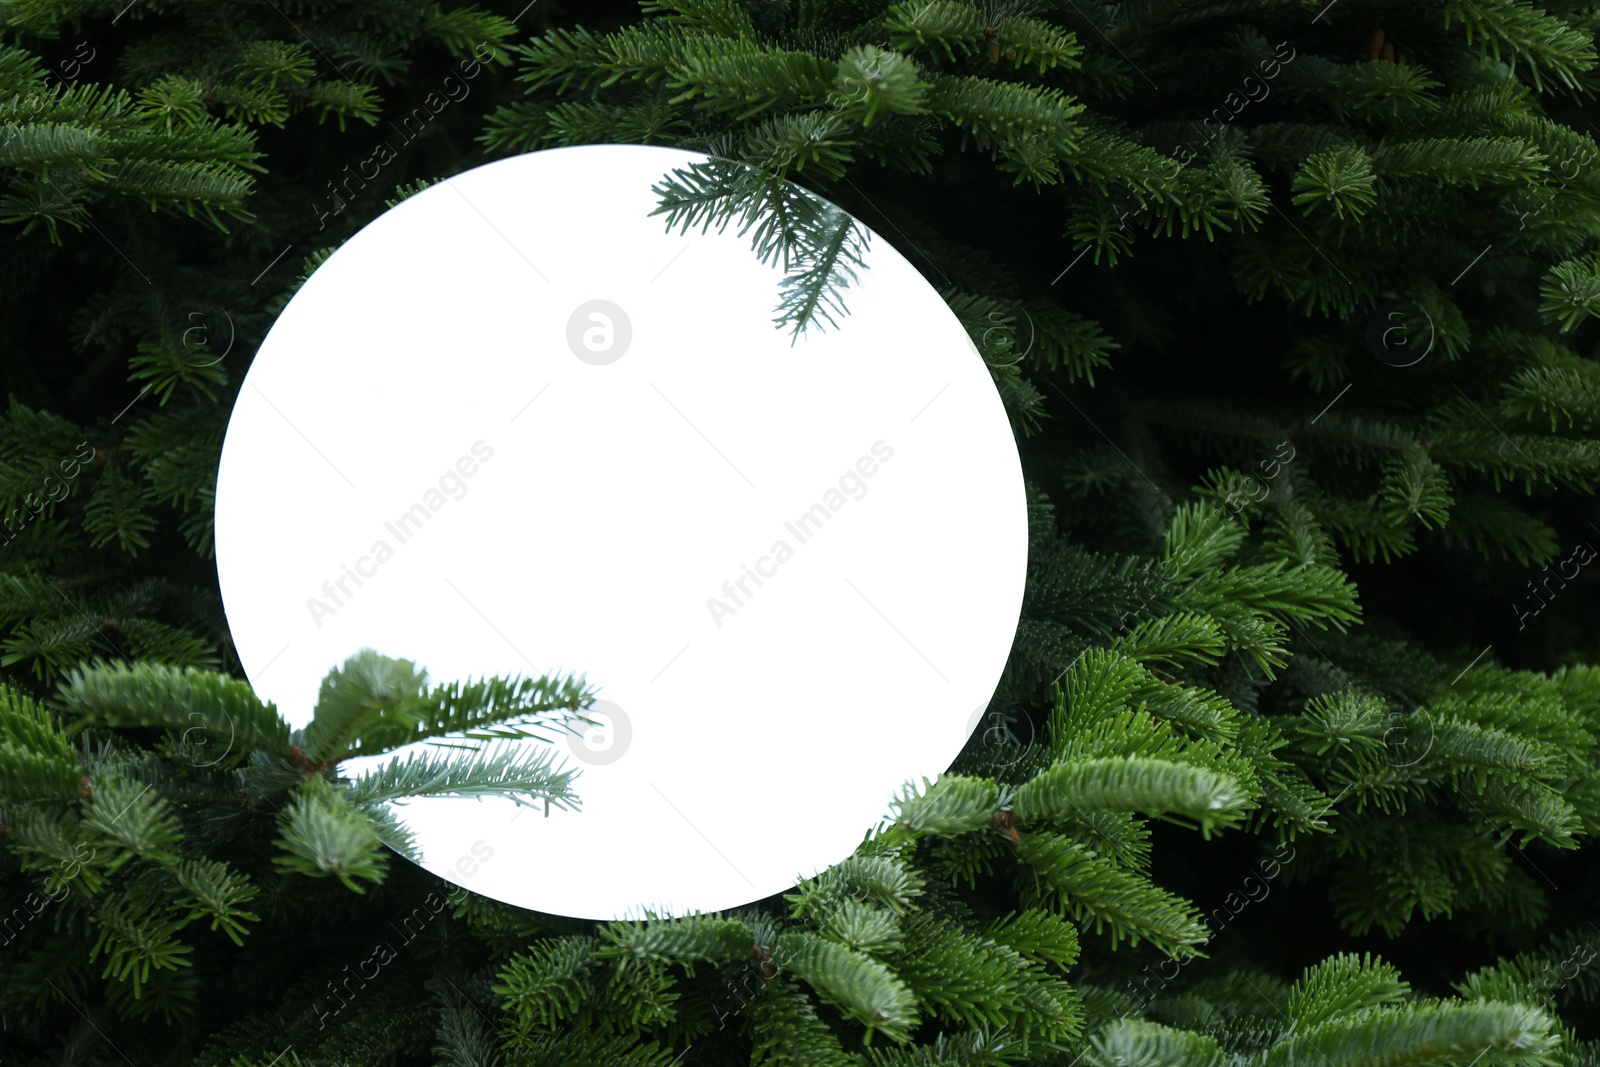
[215,144,1027,919]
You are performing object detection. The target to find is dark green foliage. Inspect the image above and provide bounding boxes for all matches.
[4,0,1600,1065]
[2,649,593,1003]
[0,0,521,692]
